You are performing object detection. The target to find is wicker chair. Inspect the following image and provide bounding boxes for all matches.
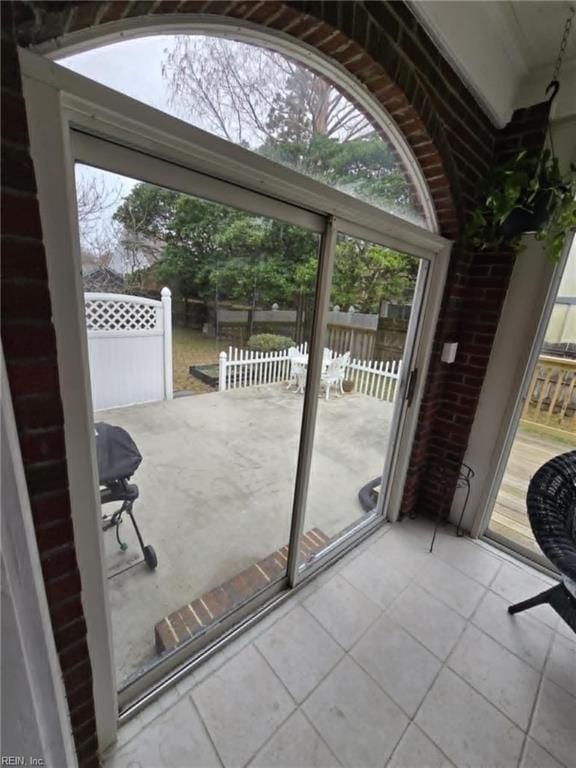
[508,449,576,633]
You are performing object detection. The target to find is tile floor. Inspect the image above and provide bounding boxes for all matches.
[104,519,575,768]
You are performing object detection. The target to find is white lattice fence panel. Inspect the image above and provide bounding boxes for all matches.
[84,291,172,410]
[85,298,158,332]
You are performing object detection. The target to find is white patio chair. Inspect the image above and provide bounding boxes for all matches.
[320,351,350,400]
[287,347,306,392]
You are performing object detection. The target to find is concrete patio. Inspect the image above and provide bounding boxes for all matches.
[97,385,394,684]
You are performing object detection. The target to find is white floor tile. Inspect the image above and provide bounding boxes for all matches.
[431,534,503,586]
[416,668,524,768]
[113,700,164,751]
[368,526,430,577]
[351,614,441,716]
[556,617,575,640]
[531,678,576,768]
[340,551,412,610]
[387,724,454,768]
[255,605,343,703]
[490,563,560,629]
[448,624,540,729]
[104,696,220,768]
[303,656,408,768]
[388,582,466,660]
[413,557,486,618]
[521,738,565,768]
[545,634,576,698]
[156,686,181,713]
[295,568,337,604]
[250,711,340,768]
[176,621,266,697]
[303,573,381,650]
[472,591,554,671]
[103,529,576,768]
[193,645,294,768]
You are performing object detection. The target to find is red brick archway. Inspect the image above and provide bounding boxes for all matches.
[2,3,549,765]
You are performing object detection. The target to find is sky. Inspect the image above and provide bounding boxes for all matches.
[62,35,273,255]
[64,35,246,257]
[62,35,187,116]
[63,36,189,251]
[60,34,420,265]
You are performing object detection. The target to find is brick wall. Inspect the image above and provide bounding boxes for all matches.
[1,2,549,764]
[1,5,98,768]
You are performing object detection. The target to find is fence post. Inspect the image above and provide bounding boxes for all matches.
[161,287,173,400]
[219,351,227,391]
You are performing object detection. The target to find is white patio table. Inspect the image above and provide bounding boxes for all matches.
[291,348,333,393]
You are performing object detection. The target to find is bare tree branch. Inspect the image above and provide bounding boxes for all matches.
[161,36,374,148]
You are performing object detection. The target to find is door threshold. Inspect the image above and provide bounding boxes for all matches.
[481,531,558,580]
[118,515,387,724]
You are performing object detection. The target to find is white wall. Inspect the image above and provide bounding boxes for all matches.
[456,240,555,532]
[1,354,77,767]
[1,559,45,761]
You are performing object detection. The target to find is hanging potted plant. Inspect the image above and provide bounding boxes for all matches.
[467,9,576,261]
[467,148,576,261]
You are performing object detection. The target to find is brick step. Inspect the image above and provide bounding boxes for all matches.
[154,528,329,654]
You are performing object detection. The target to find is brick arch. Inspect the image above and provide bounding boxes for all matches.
[14,1,460,237]
[14,0,502,522]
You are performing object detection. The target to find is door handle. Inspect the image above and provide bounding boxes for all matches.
[405,368,418,407]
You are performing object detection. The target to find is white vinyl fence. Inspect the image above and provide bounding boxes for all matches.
[219,344,401,401]
[84,288,173,410]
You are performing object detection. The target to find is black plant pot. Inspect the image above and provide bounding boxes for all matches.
[501,190,553,237]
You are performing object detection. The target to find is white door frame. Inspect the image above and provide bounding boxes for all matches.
[19,46,450,739]
[462,236,574,552]
[20,70,119,750]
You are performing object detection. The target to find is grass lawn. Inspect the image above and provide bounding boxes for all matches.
[172,326,229,393]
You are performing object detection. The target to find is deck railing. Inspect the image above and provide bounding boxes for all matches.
[218,345,400,402]
[522,355,576,436]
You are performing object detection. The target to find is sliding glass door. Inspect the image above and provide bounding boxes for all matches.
[71,132,435,709]
[74,161,324,693]
[295,232,425,571]
[22,47,450,743]
[486,238,576,563]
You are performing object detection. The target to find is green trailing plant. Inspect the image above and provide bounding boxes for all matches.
[467,148,576,261]
[247,334,295,353]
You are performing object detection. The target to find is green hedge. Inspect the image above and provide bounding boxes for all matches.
[247,334,295,353]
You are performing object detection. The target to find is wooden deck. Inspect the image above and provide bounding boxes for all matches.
[489,425,573,556]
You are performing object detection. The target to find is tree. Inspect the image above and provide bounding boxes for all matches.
[331,238,417,313]
[113,183,318,305]
[262,134,412,212]
[295,237,417,314]
[162,37,374,148]
[161,36,413,214]
[114,181,417,314]
[76,175,122,268]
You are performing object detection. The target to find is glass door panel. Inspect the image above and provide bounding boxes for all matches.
[487,240,576,560]
[74,162,320,689]
[297,232,422,569]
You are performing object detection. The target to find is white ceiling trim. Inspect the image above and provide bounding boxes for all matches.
[483,1,531,76]
[411,0,522,127]
[411,1,576,128]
